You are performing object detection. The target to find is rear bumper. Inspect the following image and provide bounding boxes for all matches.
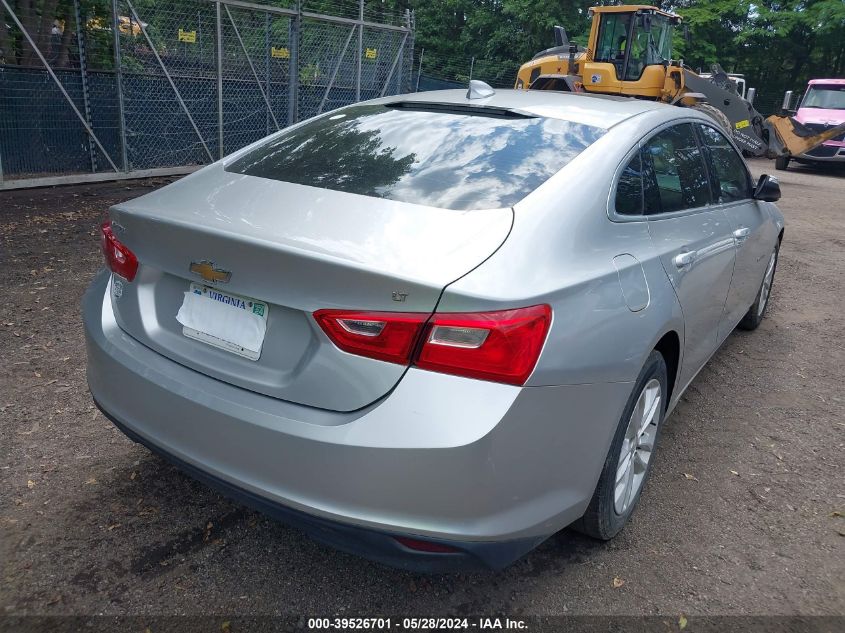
[83,271,632,570]
[97,402,540,571]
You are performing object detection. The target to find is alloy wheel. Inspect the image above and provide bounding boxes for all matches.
[758,250,777,317]
[614,378,662,515]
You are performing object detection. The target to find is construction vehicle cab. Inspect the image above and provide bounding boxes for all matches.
[583,5,680,98]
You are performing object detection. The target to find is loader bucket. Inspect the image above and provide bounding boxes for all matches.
[765,116,845,158]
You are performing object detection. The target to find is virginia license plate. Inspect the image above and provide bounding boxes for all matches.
[176,283,269,361]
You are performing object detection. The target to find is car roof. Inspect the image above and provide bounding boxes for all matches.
[378,89,669,129]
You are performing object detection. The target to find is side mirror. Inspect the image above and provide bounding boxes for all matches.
[780,90,797,116]
[754,174,781,202]
[683,24,691,44]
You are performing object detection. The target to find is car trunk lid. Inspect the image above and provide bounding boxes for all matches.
[106,165,513,411]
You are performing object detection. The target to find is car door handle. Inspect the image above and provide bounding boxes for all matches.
[733,227,751,241]
[673,250,697,269]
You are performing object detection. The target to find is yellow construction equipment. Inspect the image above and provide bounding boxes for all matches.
[515,5,845,159]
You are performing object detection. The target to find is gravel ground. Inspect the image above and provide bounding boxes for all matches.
[1,160,843,619]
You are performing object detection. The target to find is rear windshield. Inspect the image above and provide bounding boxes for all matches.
[226,104,606,210]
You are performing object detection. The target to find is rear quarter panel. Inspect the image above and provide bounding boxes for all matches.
[437,110,685,389]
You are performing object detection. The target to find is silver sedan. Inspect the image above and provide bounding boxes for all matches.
[84,87,784,571]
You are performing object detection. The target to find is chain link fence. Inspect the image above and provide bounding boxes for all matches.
[0,0,414,188]
[412,49,517,93]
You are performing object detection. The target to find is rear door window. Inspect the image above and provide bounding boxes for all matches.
[641,123,712,214]
[226,104,606,210]
[697,124,751,202]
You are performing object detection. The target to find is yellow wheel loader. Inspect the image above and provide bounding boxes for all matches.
[515,4,845,160]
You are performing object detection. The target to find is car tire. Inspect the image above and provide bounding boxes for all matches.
[775,155,790,171]
[691,102,733,135]
[573,350,668,540]
[738,242,779,331]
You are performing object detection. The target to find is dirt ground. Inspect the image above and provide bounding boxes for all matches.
[1,160,843,620]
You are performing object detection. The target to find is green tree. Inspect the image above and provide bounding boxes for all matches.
[673,0,845,112]
[401,0,845,113]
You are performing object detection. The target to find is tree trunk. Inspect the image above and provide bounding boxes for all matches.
[0,5,11,64]
[54,16,74,68]
[835,41,845,77]
[787,30,813,89]
[20,0,41,66]
[34,0,61,65]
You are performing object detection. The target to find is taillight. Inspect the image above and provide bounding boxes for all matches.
[313,310,427,365]
[100,220,138,282]
[314,304,551,385]
[415,305,551,385]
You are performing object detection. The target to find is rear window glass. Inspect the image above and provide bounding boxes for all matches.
[225,104,606,210]
[615,151,643,215]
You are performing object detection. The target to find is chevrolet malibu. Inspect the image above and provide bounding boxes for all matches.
[84,87,784,571]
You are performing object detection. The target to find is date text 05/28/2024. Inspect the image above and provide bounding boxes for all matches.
[307,618,528,630]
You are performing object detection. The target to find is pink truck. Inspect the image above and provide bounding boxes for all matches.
[778,78,845,170]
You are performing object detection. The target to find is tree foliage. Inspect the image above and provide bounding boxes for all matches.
[405,0,593,83]
[672,0,845,109]
[2,0,843,113]
[400,0,844,112]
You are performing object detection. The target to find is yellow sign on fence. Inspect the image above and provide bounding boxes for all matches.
[178,29,196,43]
[365,47,377,60]
[271,47,290,59]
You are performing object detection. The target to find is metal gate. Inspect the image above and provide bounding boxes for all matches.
[0,0,414,188]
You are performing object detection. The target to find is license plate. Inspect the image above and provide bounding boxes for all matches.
[176,283,269,360]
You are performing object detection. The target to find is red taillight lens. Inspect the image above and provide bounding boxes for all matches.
[415,305,551,385]
[100,220,138,281]
[314,304,551,385]
[313,310,428,365]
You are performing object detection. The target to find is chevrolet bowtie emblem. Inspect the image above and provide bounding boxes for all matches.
[189,260,231,284]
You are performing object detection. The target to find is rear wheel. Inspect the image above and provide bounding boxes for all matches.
[775,155,790,171]
[574,351,668,540]
[691,102,733,136]
[738,243,779,331]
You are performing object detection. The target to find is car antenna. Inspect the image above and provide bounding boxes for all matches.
[467,80,495,100]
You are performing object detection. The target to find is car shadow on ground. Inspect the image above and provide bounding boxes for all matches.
[61,442,608,588]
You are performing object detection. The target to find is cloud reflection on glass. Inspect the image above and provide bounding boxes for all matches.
[227,104,607,210]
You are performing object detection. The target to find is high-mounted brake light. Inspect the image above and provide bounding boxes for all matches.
[100,220,138,282]
[314,304,551,386]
